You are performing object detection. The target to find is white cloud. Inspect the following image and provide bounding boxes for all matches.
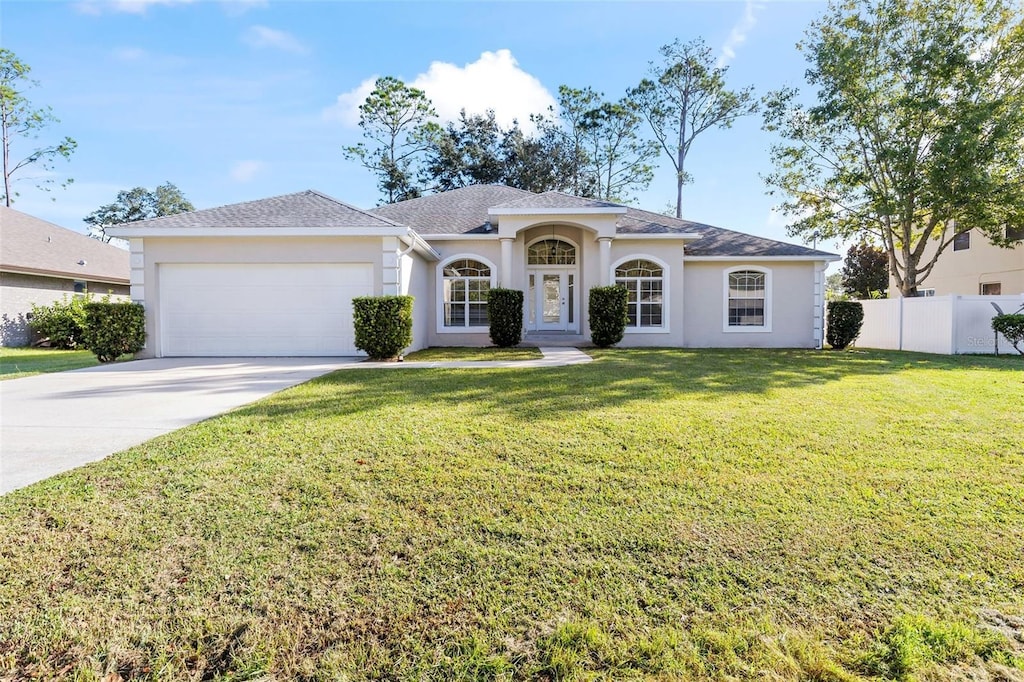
[75,0,197,14]
[229,160,268,183]
[111,46,147,61]
[718,0,762,68]
[221,0,267,16]
[241,25,310,55]
[324,50,556,133]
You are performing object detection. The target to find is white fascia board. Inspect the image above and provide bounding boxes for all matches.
[421,234,501,241]
[0,265,129,285]
[105,226,412,238]
[685,254,841,262]
[614,233,702,241]
[487,207,628,216]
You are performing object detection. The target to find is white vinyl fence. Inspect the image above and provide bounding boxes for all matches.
[854,294,1024,355]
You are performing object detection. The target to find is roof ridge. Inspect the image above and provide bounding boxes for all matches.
[304,189,408,227]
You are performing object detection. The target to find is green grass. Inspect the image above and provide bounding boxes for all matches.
[1,349,1022,680]
[403,346,544,361]
[0,347,101,380]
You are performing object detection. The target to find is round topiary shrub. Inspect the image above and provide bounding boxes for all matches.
[353,295,414,360]
[487,288,523,348]
[589,285,629,348]
[826,300,864,350]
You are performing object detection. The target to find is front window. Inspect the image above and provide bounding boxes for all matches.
[728,270,765,327]
[443,259,490,327]
[615,259,664,328]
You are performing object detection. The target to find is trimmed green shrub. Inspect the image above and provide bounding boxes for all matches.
[353,295,414,360]
[992,313,1024,356]
[29,294,93,348]
[82,301,146,362]
[589,285,629,348]
[487,288,523,348]
[826,300,864,350]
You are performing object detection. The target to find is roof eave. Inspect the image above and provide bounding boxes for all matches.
[106,226,412,238]
[487,207,628,217]
[684,254,841,262]
[0,264,129,284]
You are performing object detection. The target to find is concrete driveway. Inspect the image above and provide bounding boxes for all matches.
[0,357,358,494]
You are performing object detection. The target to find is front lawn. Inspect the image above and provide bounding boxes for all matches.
[0,347,100,380]
[404,346,544,362]
[1,349,1021,680]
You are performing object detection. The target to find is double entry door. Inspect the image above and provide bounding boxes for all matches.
[529,269,577,332]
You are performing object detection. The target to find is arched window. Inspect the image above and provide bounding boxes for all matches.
[443,258,491,327]
[615,258,665,328]
[528,239,576,265]
[724,268,771,330]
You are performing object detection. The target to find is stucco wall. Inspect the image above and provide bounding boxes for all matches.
[424,237,502,347]
[0,272,129,347]
[609,238,686,347]
[134,236,386,358]
[891,229,1024,296]
[682,261,819,348]
[403,252,430,353]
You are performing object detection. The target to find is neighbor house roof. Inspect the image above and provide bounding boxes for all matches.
[370,185,837,259]
[117,190,406,230]
[0,206,129,284]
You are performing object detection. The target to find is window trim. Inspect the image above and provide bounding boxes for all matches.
[723,265,773,333]
[436,254,497,334]
[611,255,670,334]
[952,231,970,251]
[980,282,1002,295]
[526,236,578,267]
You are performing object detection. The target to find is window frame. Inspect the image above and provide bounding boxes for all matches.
[980,282,1002,295]
[723,266,773,333]
[436,255,496,334]
[611,255,670,334]
[952,232,971,251]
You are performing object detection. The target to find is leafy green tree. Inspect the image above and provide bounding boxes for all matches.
[0,48,76,206]
[343,76,439,204]
[499,117,573,194]
[763,0,1024,297]
[580,98,659,203]
[422,110,505,191]
[84,182,194,242]
[841,242,889,299]
[630,38,758,218]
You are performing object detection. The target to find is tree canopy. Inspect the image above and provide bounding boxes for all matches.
[0,48,76,207]
[84,182,194,242]
[841,242,889,299]
[763,0,1024,297]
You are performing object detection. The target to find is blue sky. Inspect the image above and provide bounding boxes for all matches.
[3,0,838,257]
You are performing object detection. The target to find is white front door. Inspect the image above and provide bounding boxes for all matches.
[530,269,576,332]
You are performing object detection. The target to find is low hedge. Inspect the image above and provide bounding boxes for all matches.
[353,295,414,360]
[589,285,629,348]
[826,300,864,350]
[82,301,146,362]
[487,288,523,348]
[29,294,91,349]
[992,313,1024,356]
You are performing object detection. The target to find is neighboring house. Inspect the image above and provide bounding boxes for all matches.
[108,186,838,357]
[891,226,1024,297]
[0,206,130,347]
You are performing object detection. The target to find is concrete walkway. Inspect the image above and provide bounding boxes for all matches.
[0,348,591,494]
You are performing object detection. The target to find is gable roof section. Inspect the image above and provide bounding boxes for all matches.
[0,206,129,283]
[618,207,837,258]
[369,185,532,234]
[116,190,405,230]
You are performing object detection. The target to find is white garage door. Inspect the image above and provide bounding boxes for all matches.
[159,263,373,356]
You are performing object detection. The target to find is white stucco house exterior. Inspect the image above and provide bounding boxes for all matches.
[108,185,839,357]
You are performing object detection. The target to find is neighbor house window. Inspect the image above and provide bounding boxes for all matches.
[615,259,665,328]
[914,288,936,297]
[724,267,772,332]
[442,258,491,327]
[1006,225,1024,242]
[980,282,1002,295]
[73,280,87,296]
[953,232,970,251]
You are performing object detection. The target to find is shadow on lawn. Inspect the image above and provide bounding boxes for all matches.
[236,348,1019,424]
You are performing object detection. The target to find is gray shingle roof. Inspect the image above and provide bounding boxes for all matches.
[120,190,405,229]
[617,207,837,258]
[371,185,835,258]
[0,206,129,283]
[491,190,624,210]
[369,185,532,234]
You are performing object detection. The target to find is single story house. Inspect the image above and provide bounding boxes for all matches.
[108,185,839,357]
[1,206,130,347]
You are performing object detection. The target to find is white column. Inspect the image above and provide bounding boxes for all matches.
[598,238,613,286]
[500,238,514,287]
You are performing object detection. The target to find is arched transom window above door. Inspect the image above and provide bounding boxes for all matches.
[528,239,576,265]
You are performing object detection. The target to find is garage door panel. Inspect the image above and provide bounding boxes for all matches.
[159,263,372,356]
